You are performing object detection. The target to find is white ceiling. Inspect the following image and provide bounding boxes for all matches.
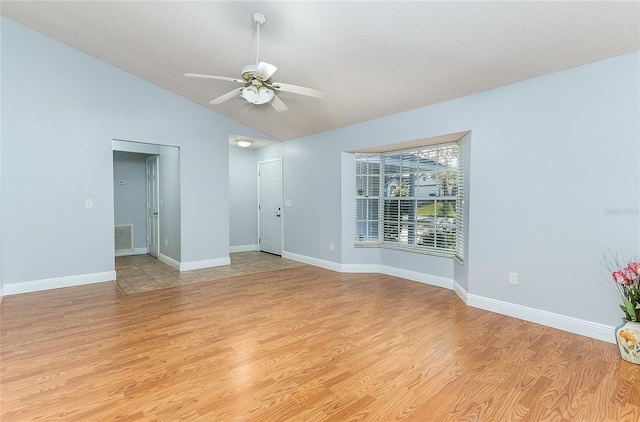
[2,1,638,142]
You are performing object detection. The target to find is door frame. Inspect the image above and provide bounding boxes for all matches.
[257,157,283,255]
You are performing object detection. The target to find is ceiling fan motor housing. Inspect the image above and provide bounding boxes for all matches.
[241,64,258,81]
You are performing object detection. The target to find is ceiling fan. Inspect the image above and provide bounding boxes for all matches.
[184,12,324,112]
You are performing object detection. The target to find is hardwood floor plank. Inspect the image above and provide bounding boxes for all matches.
[2,266,639,421]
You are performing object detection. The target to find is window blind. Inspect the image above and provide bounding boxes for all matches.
[355,141,464,261]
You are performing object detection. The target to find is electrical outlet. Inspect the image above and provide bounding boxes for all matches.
[329,242,334,251]
[509,272,519,286]
[165,239,168,246]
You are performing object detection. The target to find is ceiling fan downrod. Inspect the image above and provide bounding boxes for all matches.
[252,12,267,66]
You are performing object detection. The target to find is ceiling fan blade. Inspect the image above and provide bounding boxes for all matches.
[270,81,324,98]
[254,62,278,81]
[270,94,288,112]
[209,88,243,104]
[184,73,244,84]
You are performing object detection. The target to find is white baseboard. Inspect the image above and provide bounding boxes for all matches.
[180,257,231,271]
[3,271,117,296]
[453,281,468,303]
[158,253,181,270]
[115,247,148,257]
[466,293,616,344]
[379,265,454,290]
[230,244,258,253]
[340,263,380,273]
[158,254,232,271]
[282,251,342,272]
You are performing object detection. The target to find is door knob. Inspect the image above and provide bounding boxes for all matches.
[276,213,281,217]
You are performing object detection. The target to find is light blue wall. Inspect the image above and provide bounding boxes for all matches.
[0,17,271,284]
[229,146,257,248]
[159,145,181,260]
[257,139,343,261]
[258,52,640,327]
[113,151,148,250]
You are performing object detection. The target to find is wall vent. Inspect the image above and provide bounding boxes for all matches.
[115,225,134,251]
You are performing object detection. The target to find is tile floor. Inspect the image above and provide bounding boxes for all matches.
[114,251,306,295]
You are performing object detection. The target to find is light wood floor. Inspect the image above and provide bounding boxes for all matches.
[1,266,638,421]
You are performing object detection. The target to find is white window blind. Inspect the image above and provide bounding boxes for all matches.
[355,141,465,261]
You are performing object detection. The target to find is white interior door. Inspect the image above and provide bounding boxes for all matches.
[146,155,159,257]
[259,158,282,255]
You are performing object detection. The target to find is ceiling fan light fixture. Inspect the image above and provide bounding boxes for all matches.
[236,139,253,148]
[241,85,274,104]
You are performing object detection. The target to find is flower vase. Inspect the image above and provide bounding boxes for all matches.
[615,320,640,364]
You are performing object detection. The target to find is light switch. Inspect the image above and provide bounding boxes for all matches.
[85,199,93,208]
[285,200,292,207]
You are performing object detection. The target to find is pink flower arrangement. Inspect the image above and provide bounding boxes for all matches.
[603,253,640,322]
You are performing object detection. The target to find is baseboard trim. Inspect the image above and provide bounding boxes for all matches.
[340,263,380,273]
[282,251,342,272]
[158,253,181,270]
[180,257,231,271]
[453,281,468,304]
[230,244,258,253]
[115,247,148,257]
[466,293,616,344]
[379,265,454,290]
[3,271,117,296]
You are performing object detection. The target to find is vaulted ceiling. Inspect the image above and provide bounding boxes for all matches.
[2,1,638,142]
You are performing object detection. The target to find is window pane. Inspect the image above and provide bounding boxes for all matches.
[417,200,435,217]
[356,198,378,220]
[356,175,380,197]
[368,221,379,239]
[416,173,439,197]
[437,200,456,218]
[355,156,380,174]
[383,221,399,243]
[416,223,434,247]
[383,199,399,221]
[399,200,414,220]
[356,221,367,241]
[435,227,456,250]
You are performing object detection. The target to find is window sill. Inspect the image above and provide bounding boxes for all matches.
[355,242,463,262]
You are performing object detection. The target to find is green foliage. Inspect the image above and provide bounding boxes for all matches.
[623,287,640,322]
[417,202,456,218]
[391,182,409,197]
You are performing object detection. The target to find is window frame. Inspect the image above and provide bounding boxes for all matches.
[355,141,465,262]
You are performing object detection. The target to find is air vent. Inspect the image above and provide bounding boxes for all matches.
[115,225,134,251]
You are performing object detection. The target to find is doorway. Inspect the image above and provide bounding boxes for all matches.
[258,158,283,255]
[112,140,181,266]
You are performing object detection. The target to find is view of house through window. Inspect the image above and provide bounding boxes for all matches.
[355,142,464,260]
